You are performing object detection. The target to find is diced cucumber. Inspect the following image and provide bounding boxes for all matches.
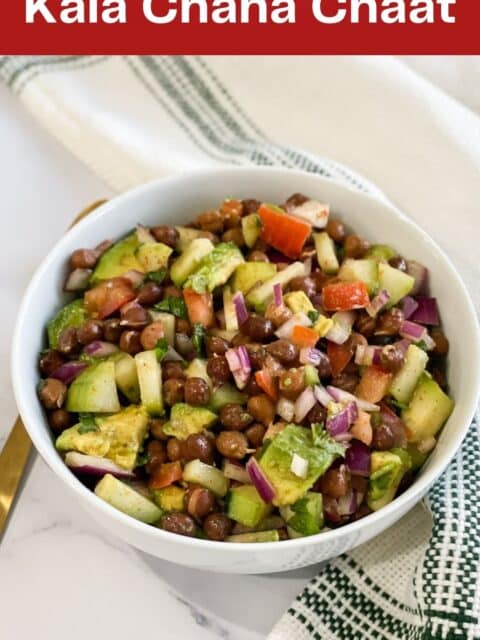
[368,449,411,511]
[280,492,323,536]
[149,311,175,346]
[241,213,263,248]
[226,530,280,543]
[231,262,277,295]
[91,233,143,284]
[183,460,229,497]
[95,474,162,523]
[136,242,172,272]
[378,263,415,307]
[170,238,214,286]
[162,403,217,440]
[390,344,429,404]
[66,361,120,413]
[366,244,397,261]
[110,353,140,403]
[223,285,239,332]
[246,262,305,310]
[47,299,88,349]
[284,291,315,315]
[338,259,379,295]
[304,365,320,387]
[226,485,271,528]
[175,226,204,253]
[209,384,247,412]
[402,374,454,443]
[152,486,185,512]
[185,358,212,388]
[314,232,339,275]
[135,350,164,416]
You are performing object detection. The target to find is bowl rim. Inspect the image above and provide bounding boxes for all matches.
[11,166,480,552]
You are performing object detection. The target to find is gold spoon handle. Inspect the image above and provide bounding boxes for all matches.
[0,199,108,541]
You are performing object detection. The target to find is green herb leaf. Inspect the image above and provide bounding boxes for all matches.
[307,310,320,323]
[135,451,149,467]
[154,338,170,362]
[146,269,167,284]
[154,296,187,319]
[78,413,99,434]
[311,423,346,458]
[192,323,206,357]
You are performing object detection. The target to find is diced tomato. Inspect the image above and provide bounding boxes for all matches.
[183,289,214,327]
[258,203,312,259]
[255,369,277,400]
[148,461,183,490]
[323,281,370,311]
[291,325,319,349]
[327,340,355,377]
[379,403,408,446]
[356,366,393,403]
[84,277,136,319]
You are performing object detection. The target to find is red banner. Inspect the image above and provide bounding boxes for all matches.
[1,1,478,54]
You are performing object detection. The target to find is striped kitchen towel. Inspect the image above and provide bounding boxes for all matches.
[2,55,479,639]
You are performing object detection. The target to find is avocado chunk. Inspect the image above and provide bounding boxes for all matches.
[136,242,173,272]
[226,485,271,528]
[365,244,397,261]
[259,424,342,506]
[91,233,143,284]
[56,405,149,470]
[231,262,277,295]
[246,262,305,311]
[378,263,415,307]
[338,259,379,296]
[284,291,315,315]
[402,374,454,443]
[66,360,120,413]
[152,486,185,512]
[226,530,280,543]
[280,491,324,536]
[209,384,247,412]
[170,238,214,287]
[184,242,245,293]
[390,344,429,405]
[95,474,161,523]
[175,226,203,253]
[367,449,411,511]
[135,350,164,416]
[162,403,217,441]
[47,299,88,349]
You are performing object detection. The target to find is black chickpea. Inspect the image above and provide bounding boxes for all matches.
[431,329,449,356]
[162,361,186,381]
[69,248,97,270]
[205,335,230,357]
[186,487,216,520]
[39,350,65,377]
[162,512,196,537]
[148,418,169,440]
[279,368,305,400]
[203,513,233,541]
[145,440,167,473]
[245,423,266,447]
[344,235,370,258]
[183,433,214,464]
[48,409,72,432]
[140,321,165,350]
[163,378,185,406]
[242,315,275,342]
[219,403,253,430]
[195,209,224,233]
[184,377,210,406]
[166,438,184,462]
[288,276,317,298]
[150,225,179,247]
[206,356,231,384]
[38,378,67,409]
[120,303,149,329]
[103,318,122,343]
[266,339,299,365]
[375,308,404,336]
[320,465,351,499]
[247,394,276,426]
[326,218,346,243]
[136,282,163,305]
[57,327,80,356]
[119,330,142,355]
[77,319,103,345]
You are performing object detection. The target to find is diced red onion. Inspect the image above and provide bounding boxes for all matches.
[314,385,334,408]
[337,491,357,516]
[233,292,249,326]
[222,460,251,484]
[326,386,380,413]
[294,387,317,423]
[176,333,194,356]
[345,440,371,477]
[325,311,356,345]
[355,345,382,367]
[123,270,145,287]
[226,346,251,390]
[51,361,88,385]
[335,432,354,443]
[65,452,135,478]
[64,268,92,291]
[406,260,428,296]
[273,283,283,308]
[400,320,427,342]
[84,341,120,358]
[326,403,356,437]
[402,296,419,320]
[290,453,309,479]
[299,347,323,366]
[323,495,341,523]
[276,396,296,422]
[366,290,390,318]
[275,312,312,339]
[394,338,411,356]
[136,224,156,244]
[246,458,276,503]
[410,297,439,326]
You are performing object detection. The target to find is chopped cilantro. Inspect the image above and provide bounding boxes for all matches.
[145,269,167,284]
[78,413,99,434]
[135,450,149,467]
[154,296,187,319]
[192,323,206,357]
[311,423,346,458]
[154,338,170,362]
[308,310,320,323]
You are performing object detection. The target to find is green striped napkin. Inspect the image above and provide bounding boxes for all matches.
[2,55,479,640]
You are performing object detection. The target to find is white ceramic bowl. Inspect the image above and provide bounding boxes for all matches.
[12,167,480,574]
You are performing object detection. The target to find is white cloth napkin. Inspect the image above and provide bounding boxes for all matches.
[2,55,479,639]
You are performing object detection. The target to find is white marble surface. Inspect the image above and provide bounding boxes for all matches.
[0,82,319,640]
